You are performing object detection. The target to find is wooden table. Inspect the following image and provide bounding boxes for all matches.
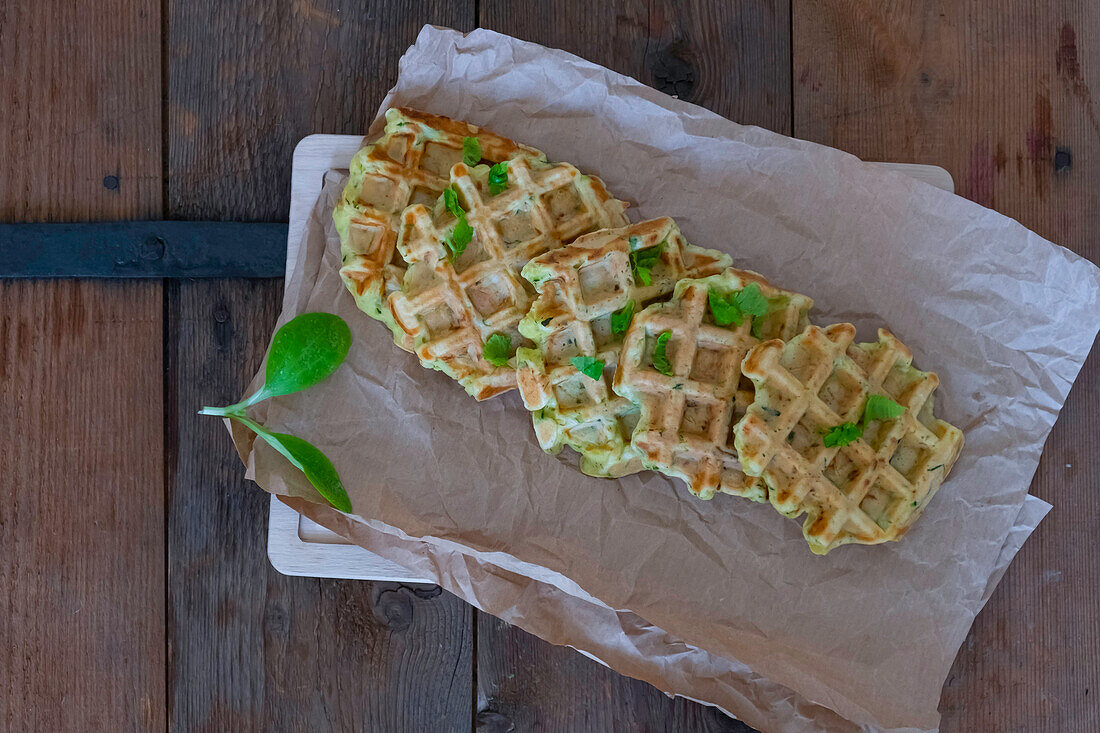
[2,2,1096,730]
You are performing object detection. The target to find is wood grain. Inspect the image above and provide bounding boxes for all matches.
[476,614,753,733]
[165,2,476,729]
[474,4,788,730]
[0,0,164,730]
[792,1,1100,729]
[167,281,474,731]
[481,0,791,134]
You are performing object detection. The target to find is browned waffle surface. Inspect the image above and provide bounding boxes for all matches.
[613,269,812,499]
[733,323,965,554]
[515,217,732,476]
[389,155,629,400]
[334,107,543,341]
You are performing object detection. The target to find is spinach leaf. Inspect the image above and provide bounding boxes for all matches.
[446,217,474,261]
[609,300,635,335]
[443,185,465,218]
[707,289,743,327]
[487,161,509,194]
[462,136,482,166]
[629,242,664,287]
[734,282,768,318]
[652,331,674,375]
[863,394,906,422]
[823,422,862,448]
[216,313,350,411]
[233,415,351,513]
[483,332,512,367]
[570,355,605,380]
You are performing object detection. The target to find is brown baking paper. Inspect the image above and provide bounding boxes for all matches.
[230,26,1100,732]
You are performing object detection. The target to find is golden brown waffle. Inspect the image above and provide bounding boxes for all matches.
[515,218,732,477]
[335,108,543,341]
[613,270,812,499]
[389,156,629,400]
[733,323,965,554]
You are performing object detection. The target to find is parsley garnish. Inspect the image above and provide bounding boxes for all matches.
[462,136,481,166]
[863,394,906,423]
[482,332,511,367]
[629,241,664,286]
[570,356,604,380]
[443,185,465,219]
[487,161,509,194]
[609,300,635,335]
[823,422,862,447]
[445,217,473,261]
[821,394,907,449]
[736,282,768,318]
[707,282,768,331]
[707,289,743,327]
[652,331,674,375]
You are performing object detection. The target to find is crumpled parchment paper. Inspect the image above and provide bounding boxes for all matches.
[231,26,1100,732]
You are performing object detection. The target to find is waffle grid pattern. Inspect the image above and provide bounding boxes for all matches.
[614,271,812,500]
[733,323,965,553]
[389,156,628,400]
[335,108,541,337]
[515,218,731,476]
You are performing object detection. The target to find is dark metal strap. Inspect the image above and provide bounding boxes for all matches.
[0,221,289,278]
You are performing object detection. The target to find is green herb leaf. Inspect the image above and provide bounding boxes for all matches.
[707,289,743,327]
[652,331,674,375]
[483,332,512,367]
[462,136,482,166]
[445,216,474,261]
[863,394,906,423]
[443,185,465,218]
[823,422,862,448]
[750,317,764,340]
[226,313,350,410]
[234,416,351,512]
[570,356,605,380]
[609,300,635,335]
[734,282,768,318]
[629,243,663,287]
[487,161,509,195]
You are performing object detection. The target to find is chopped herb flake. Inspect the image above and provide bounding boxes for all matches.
[823,422,862,447]
[652,331,674,375]
[707,289,744,327]
[610,300,635,335]
[570,356,605,380]
[462,136,482,166]
[482,332,511,367]
[445,216,474,261]
[734,282,768,318]
[487,161,509,194]
[443,185,465,218]
[629,242,663,287]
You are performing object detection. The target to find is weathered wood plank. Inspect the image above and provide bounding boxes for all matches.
[0,0,165,730]
[167,281,474,731]
[166,2,476,730]
[792,2,1100,729]
[476,615,753,733]
[481,0,791,135]
[474,3,789,730]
